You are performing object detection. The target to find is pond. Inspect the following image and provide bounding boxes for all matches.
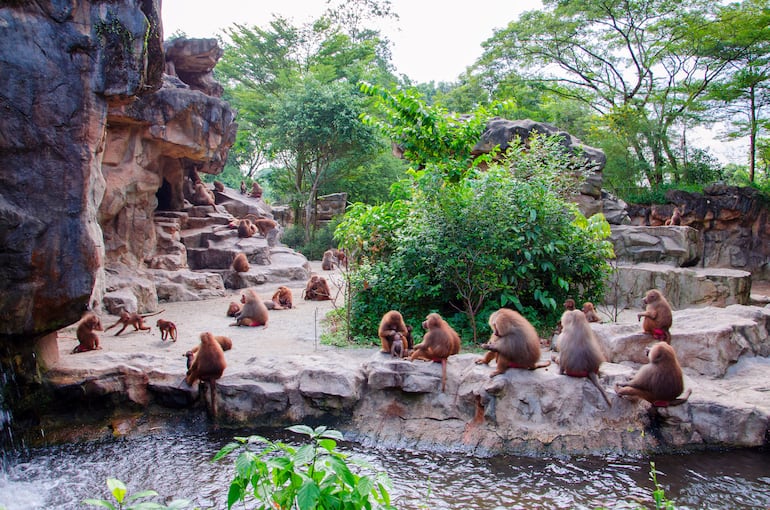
[1,424,769,509]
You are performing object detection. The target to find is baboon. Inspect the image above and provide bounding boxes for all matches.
[226,301,242,317]
[249,181,263,198]
[638,289,673,343]
[321,248,347,270]
[269,286,293,310]
[156,319,177,342]
[665,206,682,226]
[554,310,612,407]
[191,182,216,209]
[213,180,225,192]
[237,219,257,238]
[240,181,247,194]
[253,218,278,237]
[72,312,103,353]
[582,302,601,323]
[378,310,410,355]
[390,332,405,358]
[616,342,691,407]
[105,309,164,336]
[230,289,269,327]
[476,308,550,376]
[185,332,227,417]
[553,298,578,345]
[232,252,250,272]
[303,275,331,301]
[410,313,461,391]
[186,335,232,368]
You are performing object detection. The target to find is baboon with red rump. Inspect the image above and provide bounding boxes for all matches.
[476,308,550,377]
[638,289,673,343]
[410,313,461,391]
[72,312,103,353]
[616,342,691,407]
[554,310,612,407]
[105,309,164,336]
[378,310,411,356]
[156,319,177,342]
[185,332,227,417]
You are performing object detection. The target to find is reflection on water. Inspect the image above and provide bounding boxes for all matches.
[1,426,769,510]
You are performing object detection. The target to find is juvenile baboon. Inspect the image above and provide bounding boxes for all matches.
[269,286,293,310]
[582,302,601,323]
[665,206,682,226]
[237,219,257,238]
[156,319,177,342]
[253,218,278,237]
[554,310,612,407]
[410,313,461,391]
[616,342,691,407]
[72,312,103,353]
[240,181,247,194]
[638,289,673,343]
[226,301,242,317]
[230,289,269,327]
[476,308,550,376]
[105,309,164,336]
[232,252,250,272]
[213,180,225,192]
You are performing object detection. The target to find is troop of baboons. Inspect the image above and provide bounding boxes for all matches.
[67,181,691,418]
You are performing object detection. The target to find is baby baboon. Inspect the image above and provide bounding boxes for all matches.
[378,310,410,355]
[226,301,242,317]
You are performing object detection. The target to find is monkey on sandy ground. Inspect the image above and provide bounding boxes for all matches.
[185,335,232,369]
[226,301,242,317]
[303,275,332,301]
[185,332,227,417]
[72,312,103,353]
[476,308,550,376]
[378,310,411,356]
[665,206,682,226]
[616,342,691,407]
[265,286,293,310]
[410,313,462,391]
[321,248,347,270]
[553,310,612,407]
[213,180,225,192]
[230,289,269,327]
[232,252,250,273]
[105,309,164,336]
[637,289,673,343]
[156,319,177,342]
[582,302,602,323]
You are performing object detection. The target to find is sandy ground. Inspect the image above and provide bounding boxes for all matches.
[53,261,378,374]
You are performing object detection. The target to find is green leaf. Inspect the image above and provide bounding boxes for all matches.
[106,479,127,504]
[296,480,322,509]
[81,500,116,510]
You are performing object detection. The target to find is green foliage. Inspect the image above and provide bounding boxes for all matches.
[283,218,342,261]
[649,462,677,510]
[83,478,191,509]
[213,425,395,510]
[334,197,410,263]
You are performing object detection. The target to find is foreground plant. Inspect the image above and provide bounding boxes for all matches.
[83,478,190,509]
[213,424,395,510]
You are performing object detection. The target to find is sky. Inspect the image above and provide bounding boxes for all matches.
[161,0,543,84]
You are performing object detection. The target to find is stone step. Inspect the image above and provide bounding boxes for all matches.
[606,262,751,310]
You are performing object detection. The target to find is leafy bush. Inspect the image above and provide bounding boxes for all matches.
[83,478,190,509]
[213,425,395,510]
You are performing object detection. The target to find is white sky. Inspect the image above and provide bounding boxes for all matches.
[161,0,542,84]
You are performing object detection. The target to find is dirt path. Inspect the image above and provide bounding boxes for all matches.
[53,261,378,374]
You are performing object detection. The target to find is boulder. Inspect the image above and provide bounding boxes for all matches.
[610,225,702,266]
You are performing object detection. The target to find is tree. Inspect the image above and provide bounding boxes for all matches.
[476,0,739,186]
[703,0,770,182]
[269,81,381,243]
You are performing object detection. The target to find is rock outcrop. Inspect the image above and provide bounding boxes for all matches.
[0,1,163,339]
[627,184,770,279]
[42,304,770,456]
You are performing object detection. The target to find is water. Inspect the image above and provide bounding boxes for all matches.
[1,426,769,510]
